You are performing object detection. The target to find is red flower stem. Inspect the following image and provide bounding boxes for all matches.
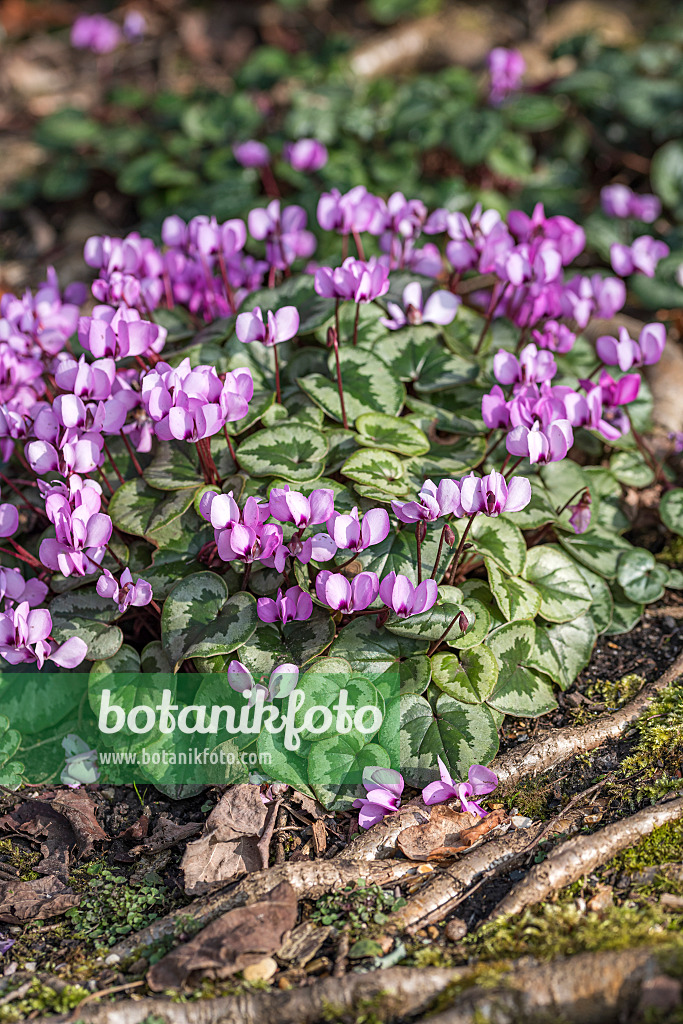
[150,599,161,615]
[430,522,448,581]
[163,270,174,310]
[335,299,341,348]
[222,426,237,464]
[97,466,115,496]
[629,419,665,484]
[196,437,218,486]
[475,433,504,470]
[0,545,40,569]
[273,345,282,405]
[102,441,126,486]
[331,330,348,430]
[353,230,365,260]
[105,543,127,571]
[473,283,503,356]
[415,523,423,585]
[427,607,465,656]
[503,456,524,481]
[260,165,280,199]
[556,486,589,517]
[120,433,145,477]
[8,539,42,570]
[353,302,360,347]
[445,515,475,585]
[241,562,252,592]
[217,252,236,313]
[0,473,44,518]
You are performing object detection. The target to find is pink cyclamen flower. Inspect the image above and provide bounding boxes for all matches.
[352,767,404,829]
[506,419,573,465]
[228,661,299,706]
[123,10,146,39]
[531,320,575,354]
[379,572,438,618]
[487,47,525,104]
[315,571,379,613]
[268,486,334,527]
[257,586,312,624]
[327,507,389,553]
[422,758,498,817]
[234,141,270,168]
[71,14,121,53]
[78,306,167,360]
[601,185,661,223]
[0,493,18,538]
[493,343,557,386]
[568,490,592,534]
[391,479,461,524]
[0,567,48,609]
[459,470,532,516]
[141,359,252,441]
[596,322,666,372]
[0,602,87,669]
[96,568,153,613]
[236,306,299,347]
[283,139,328,172]
[380,282,460,331]
[610,236,669,278]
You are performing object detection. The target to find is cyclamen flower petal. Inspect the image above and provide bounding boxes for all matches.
[353,767,403,829]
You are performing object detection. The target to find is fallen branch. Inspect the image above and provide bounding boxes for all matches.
[424,947,666,1024]
[108,858,416,966]
[340,802,431,861]
[40,966,473,1024]
[487,796,683,922]
[387,823,544,933]
[492,647,683,790]
[645,605,683,618]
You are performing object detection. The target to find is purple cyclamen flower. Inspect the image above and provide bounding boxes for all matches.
[423,758,498,817]
[315,571,379,613]
[596,322,666,372]
[506,419,573,465]
[218,522,283,565]
[352,767,404,830]
[248,200,316,269]
[601,185,661,223]
[123,10,146,39]
[78,306,167,360]
[257,586,312,624]
[268,485,334,527]
[487,47,525,104]
[0,567,48,608]
[234,141,270,168]
[0,494,18,538]
[493,343,557,386]
[0,602,87,669]
[39,495,113,578]
[580,370,641,441]
[283,139,328,172]
[531,320,575,354]
[379,572,438,618]
[141,359,252,442]
[610,236,669,278]
[71,14,121,53]
[54,354,115,401]
[380,282,460,331]
[236,306,299,347]
[568,490,592,535]
[391,479,461,524]
[317,186,387,236]
[96,568,153,613]
[459,470,532,515]
[228,661,299,706]
[327,507,389,553]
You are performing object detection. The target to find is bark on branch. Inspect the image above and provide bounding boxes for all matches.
[492,647,683,791]
[487,796,683,922]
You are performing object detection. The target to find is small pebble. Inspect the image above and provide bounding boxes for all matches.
[24,962,36,973]
[3,964,16,977]
[661,893,683,911]
[277,976,292,990]
[511,815,533,829]
[242,957,278,983]
[445,918,468,942]
[126,958,149,975]
[575,897,587,912]
[105,953,121,966]
[426,926,439,940]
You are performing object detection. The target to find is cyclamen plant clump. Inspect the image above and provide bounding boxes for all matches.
[0,168,679,810]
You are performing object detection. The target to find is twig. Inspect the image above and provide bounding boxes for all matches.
[69,982,145,1018]
[521,777,612,856]
[492,646,683,790]
[486,796,683,922]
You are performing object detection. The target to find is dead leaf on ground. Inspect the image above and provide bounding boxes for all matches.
[180,784,269,894]
[51,789,107,856]
[132,816,203,854]
[397,806,507,861]
[0,801,75,882]
[146,880,297,990]
[0,876,79,924]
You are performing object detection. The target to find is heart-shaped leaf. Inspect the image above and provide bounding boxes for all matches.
[526,614,597,690]
[485,559,541,621]
[431,645,498,704]
[616,549,669,604]
[109,479,198,541]
[161,572,257,670]
[355,413,429,456]
[237,423,328,481]
[524,545,593,622]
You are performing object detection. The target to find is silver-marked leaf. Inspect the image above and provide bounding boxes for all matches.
[51,615,123,663]
[298,349,405,423]
[109,478,198,540]
[236,606,336,678]
[143,442,202,490]
[358,523,452,585]
[485,559,541,622]
[389,693,499,787]
[308,738,392,809]
[576,565,613,634]
[341,448,408,494]
[557,527,632,579]
[486,621,557,717]
[431,645,498,704]
[384,585,464,641]
[616,548,669,604]
[162,571,256,671]
[526,614,597,690]
[523,545,592,622]
[237,423,328,481]
[355,412,429,456]
[469,516,526,577]
[330,617,429,683]
[660,488,683,537]
[445,598,491,650]
[183,592,258,662]
[604,583,644,636]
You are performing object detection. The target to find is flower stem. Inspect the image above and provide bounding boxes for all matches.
[473,283,502,356]
[329,326,348,430]
[503,456,524,481]
[273,344,282,404]
[241,562,252,592]
[196,437,218,486]
[3,541,42,570]
[427,609,464,657]
[102,440,126,486]
[97,466,115,496]
[217,252,236,313]
[555,486,589,517]
[415,523,423,585]
[222,425,237,465]
[120,433,145,477]
[353,302,361,347]
[430,521,448,581]
[446,515,475,585]
[0,473,44,519]
[353,230,365,260]
[629,419,665,484]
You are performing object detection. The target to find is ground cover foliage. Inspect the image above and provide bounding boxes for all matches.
[1,2,683,1020]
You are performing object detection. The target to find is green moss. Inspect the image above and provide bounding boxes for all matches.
[0,838,40,881]
[468,902,677,963]
[0,980,89,1023]
[500,776,553,820]
[615,820,683,875]
[585,673,645,709]
[616,680,683,802]
[310,881,406,941]
[64,864,168,949]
